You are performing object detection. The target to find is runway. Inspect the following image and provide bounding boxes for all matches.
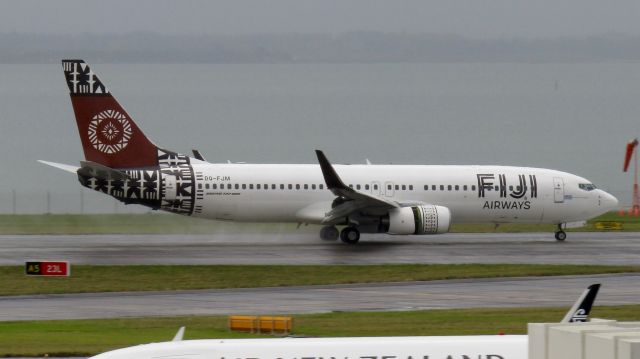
[1,232,639,265]
[1,273,638,321]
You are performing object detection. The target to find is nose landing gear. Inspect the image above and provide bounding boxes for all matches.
[555,224,567,241]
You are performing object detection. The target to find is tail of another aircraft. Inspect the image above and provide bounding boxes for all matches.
[62,60,159,169]
[561,283,600,323]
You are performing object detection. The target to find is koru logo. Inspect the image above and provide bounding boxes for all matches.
[88,110,132,154]
[571,308,588,322]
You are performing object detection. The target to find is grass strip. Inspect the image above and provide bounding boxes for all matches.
[0,211,637,234]
[2,264,640,296]
[2,305,640,357]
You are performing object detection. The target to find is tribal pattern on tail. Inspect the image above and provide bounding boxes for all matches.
[158,149,196,215]
[76,149,196,216]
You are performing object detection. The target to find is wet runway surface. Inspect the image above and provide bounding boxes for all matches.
[2,232,640,321]
[1,232,639,265]
[1,273,638,321]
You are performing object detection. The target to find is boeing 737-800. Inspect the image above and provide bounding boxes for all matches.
[89,285,600,359]
[41,60,618,243]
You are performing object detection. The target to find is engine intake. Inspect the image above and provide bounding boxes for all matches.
[383,205,451,235]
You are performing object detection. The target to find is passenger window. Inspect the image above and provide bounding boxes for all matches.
[204,183,209,189]
[424,185,428,190]
[388,184,392,190]
[463,185,467,191]
[349,184,353,188]
[288,184,293,190]
[242,184,246,190]
[356,184,361,190]
[374,184,378,190]
[272,184,276,190]
[432,185,436,191]
[365,184,370,190]
[440,185,444,191]
[256,184,260,190]
[509,185,513,191]
[472,185,476,191]
[249,184,254,190]
[409,185,413,190]
[312,184,316,190]
[296,184,300,190]
[401,185,406,190]
[455,185,459,191]
[280,184,285,190]
[447,185,452,191]
[235,184,239,190]
[395,185,399,190]
[304,184,308,190]
[320,184,324,190]
[494,186,499,191]
[212,184,217,190]
[198,184,203,190]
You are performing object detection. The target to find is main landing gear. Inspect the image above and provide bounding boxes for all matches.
[319,226,339,241]
[340,227,360,244]
[555,224,567,241]
[319,226,361,244]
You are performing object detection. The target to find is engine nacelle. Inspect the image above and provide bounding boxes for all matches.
[384,205,451,235]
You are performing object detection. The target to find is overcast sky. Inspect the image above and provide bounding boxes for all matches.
[3,0,640,39]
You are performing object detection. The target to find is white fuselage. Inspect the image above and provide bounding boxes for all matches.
[91,335,527,359]
[188,163,617,225]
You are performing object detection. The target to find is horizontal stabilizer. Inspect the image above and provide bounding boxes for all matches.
[78,161,131,181]
[38,160,80,174]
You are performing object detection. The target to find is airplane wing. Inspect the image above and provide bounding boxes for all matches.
[315,150,399,224]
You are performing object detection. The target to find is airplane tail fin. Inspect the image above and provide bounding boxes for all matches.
[561,283,600,323]
[62,59,159,169]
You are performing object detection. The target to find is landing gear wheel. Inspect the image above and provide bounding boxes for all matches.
[555,230,567,241]
[340,227,360,244]
[319,226,339,241]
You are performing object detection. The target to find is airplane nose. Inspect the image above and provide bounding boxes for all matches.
[600,191,619,210]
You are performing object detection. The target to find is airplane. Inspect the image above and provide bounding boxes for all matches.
[41,60,618,244]
[88,284,601,359]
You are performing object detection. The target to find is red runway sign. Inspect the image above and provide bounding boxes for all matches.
[25,261,70,276]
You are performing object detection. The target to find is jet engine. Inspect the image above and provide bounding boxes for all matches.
[382,205,451,235]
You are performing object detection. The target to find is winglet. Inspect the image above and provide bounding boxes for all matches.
[172,326,185,341]
[561,283,600,323]
[315,150,348,190]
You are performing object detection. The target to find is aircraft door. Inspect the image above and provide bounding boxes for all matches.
[371,181,381,196]
[163,174,177,201]
[553,177,564,203]
[385,181,395,197]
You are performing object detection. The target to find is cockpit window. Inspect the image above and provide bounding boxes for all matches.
[579,183,597,191]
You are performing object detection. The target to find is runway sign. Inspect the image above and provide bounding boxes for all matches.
[25,261,70,276]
